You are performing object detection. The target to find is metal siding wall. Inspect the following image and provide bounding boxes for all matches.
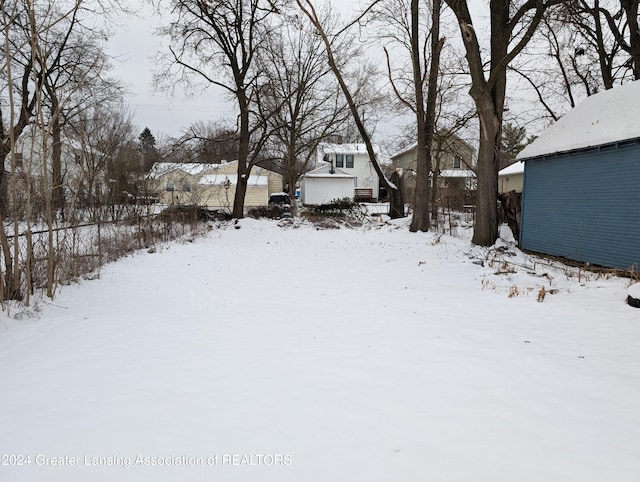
[520,143,640,270]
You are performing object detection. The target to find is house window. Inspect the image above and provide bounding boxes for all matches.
[453,156,462,169]
[182,182,192,192]
[166,181,175,192]
[346,154,354,168]
[336,154,344,168]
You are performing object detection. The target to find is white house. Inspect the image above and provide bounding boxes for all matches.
[311,143,381,202]
[300,163,355,205]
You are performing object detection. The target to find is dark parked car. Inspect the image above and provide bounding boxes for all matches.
[268,192,291,207]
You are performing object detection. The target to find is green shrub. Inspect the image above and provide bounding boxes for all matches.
[311,197,360,217]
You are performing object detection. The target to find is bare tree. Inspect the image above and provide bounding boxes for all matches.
[174,121,241,164]
[44,33,122,218]
[0,0,84,300]
[618,0,640,79]
[159,0,280,218]
[0,0,129,300]
[565,0,640,84]
[257,8,352,203]
[443,0,563,246]
[410,0,444,232]
[407,0,431,230]
[508,1,638,128]
[65,103,135,221]
[296,0,406,218]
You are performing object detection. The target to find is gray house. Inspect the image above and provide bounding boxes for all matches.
[518,80,640,271]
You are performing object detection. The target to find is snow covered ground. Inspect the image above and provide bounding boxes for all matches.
[0,217,638,482]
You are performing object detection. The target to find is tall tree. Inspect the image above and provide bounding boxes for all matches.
[44,17,121,218]
[508,1,638,128]
[408,0,444,232]
[618,0,640,79]
[160,0,280,218]
[443,0,563,246]
[139,127,159,170]
[566,0,640,84]
[139,127,156,154]
[171,121,240,164]
[257,8,351,202]
[65,103,135,220]
[0,0,83,300]
[296,0,406,218]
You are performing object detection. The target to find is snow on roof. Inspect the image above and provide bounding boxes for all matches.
[390,142,418,159]
[319,142,381,155]
[199,174,268,186]
[148,162,213,178]
[517,80,640,160]
[439,169,475,178]
[499,161,524,175]
[390,132,475,160]
[306,172,355,179]
[304,164,354,179]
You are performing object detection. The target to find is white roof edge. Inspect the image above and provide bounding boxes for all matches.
[499,161,524,175]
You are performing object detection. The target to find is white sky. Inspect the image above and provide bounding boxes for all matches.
[107,3,235,141]
[107,1,373,142]
[105,2,490,145]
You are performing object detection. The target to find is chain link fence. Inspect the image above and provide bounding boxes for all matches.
[0,211,202,305]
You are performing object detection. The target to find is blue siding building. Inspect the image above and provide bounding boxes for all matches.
[518,81,640,271]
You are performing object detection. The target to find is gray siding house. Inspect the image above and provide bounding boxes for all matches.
[518,80,640,271]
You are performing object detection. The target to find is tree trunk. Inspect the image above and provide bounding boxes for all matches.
[51,101,65,218]
[621,0,640,80]
[232,90,250,219]
[409,0,430,232]
[232,170,249,218]
[411,0,443,232]
[431,147,442,220]
[389,170,404,218]
[592,0,614,89]
[0,222,20,300]
[473,110,500,245]
[444,0,550,245]
[296,0,405,219]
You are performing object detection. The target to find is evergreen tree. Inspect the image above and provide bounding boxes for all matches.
[138,127,158,171]
[501,122,529,157]
[139,127,156,154]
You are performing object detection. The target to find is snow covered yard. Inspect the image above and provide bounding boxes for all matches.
[0,217,638,482]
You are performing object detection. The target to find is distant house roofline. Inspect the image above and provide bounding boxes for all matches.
[499,160,524,175]
[304,164,354,179]
[148,160,282,179]
[318,142,380,155]
[390,130,475,160]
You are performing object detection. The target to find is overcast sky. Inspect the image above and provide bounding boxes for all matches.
[106,2,490,146]
[107,3,234,142]
[107,1,415,145]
